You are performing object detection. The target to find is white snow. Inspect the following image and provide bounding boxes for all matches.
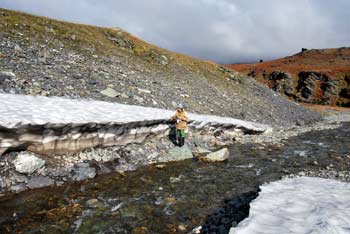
[0,94,269,131]
[230,177,350,234]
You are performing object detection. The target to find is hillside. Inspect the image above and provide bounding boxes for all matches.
[0,8,320,126]
[227,48,350,106]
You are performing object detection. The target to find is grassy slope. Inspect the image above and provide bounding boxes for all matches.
[227,48,350,79]
[0,8,227,81]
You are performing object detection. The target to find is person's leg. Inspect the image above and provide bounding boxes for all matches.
[180,137,185,147]
[179,129,186,147]
[176,129,180,146]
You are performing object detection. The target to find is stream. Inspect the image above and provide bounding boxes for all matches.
[0,123,349,234]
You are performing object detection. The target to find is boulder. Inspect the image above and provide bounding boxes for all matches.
[13,152,46,174]
[200,148,229,163]
[158,145,193,163]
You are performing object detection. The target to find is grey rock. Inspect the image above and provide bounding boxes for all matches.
[10,184,27,193]
[160,55,169,65]
[101,88,120,98]
[0,71,15,82]
[269,72,294,96]
[158,145,193,163]
[97,164,112,174]
[196,146,212,155]
[134,95,144,103]
[72,163,97,181]
[171,101,177,108]
[13,152,46,175]
[0,71,16,92]
[27,176,54,189]
[200,148,229,162]
[14,44,23,52]
[88,79,97,85]
[0,177,11,189]
[137,88,152,94]
[120,93,129,99]
[86,198,105,208]
[12,173,28,183]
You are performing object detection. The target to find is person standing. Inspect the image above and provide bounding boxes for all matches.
[171,104,188,147]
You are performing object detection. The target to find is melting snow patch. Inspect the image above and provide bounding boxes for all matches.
[0,94,269,132]
[229,177,350,234]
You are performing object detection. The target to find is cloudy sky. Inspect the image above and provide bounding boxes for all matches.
[1,0,349,63]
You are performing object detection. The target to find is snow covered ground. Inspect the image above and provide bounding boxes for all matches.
[230,177,350,234]
[0,94,269,131]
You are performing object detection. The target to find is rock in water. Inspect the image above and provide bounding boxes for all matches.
[13,152,46,174]
[27,176,54,189]
[86,198,104,208]
[200,148,229,163]
[72,163,97,181]
[10,184,27,193]
[158,145,193,163]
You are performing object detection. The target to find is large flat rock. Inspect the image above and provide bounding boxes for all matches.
[158,145,194,163]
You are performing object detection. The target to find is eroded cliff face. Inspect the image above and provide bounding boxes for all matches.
[263,71,348,106]
[0,119,264,157]
[0,119,265,195]
[227,48,350,107]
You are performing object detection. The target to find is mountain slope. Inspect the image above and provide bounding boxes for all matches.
[227,48,350,106]
[0,8,320,126]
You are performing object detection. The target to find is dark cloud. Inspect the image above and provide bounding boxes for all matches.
[1,0,349,63]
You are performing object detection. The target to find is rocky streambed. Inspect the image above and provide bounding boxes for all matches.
[0,121,349,234]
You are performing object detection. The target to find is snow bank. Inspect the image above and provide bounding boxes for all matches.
[0,94,270,155]
[0,94,269,131]
[230,177,350,234]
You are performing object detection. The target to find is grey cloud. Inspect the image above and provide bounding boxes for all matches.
[1,0,349,63]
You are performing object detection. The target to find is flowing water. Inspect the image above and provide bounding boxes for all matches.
[0,123,350,234]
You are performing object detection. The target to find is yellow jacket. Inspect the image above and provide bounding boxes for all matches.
[171,110,189,130]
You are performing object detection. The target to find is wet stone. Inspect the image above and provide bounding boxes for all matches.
[158,145,193,163]
[86,198,104,209]
[27,176,54,189]
[9,184,27,193]
[72,163,97,181]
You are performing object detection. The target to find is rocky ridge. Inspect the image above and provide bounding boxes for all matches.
[227,48,350,106]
